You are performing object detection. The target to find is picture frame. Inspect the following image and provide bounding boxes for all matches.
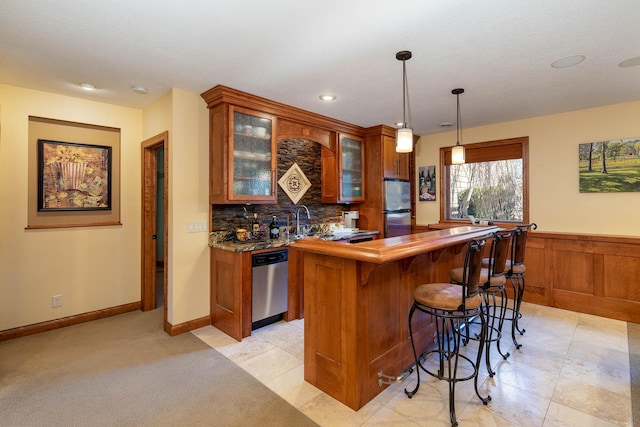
[37,139,112,211]
[578,137,640,193]
[418,165,436,201]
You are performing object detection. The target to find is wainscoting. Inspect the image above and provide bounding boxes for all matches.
[424,224,640,324]
[523,231,640,323]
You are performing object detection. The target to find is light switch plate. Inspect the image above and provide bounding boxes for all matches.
[187,221,208,233]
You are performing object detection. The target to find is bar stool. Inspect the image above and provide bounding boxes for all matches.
[450,229,513,377]
[405,237,490,427]
[505,223,537,349]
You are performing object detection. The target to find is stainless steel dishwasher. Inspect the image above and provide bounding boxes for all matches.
[252,249,288,330]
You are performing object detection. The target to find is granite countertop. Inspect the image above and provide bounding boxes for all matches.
[209,230,379,252]
[315,230,379,241]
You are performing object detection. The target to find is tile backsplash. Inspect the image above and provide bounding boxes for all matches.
[212,138,351,231]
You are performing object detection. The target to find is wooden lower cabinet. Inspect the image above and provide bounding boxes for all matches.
[210,248,251,341]
[210,246,303,341]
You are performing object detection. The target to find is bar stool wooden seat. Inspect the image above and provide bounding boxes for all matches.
[450,229,513,377]
[504,223,537,349]
[405,237,490,427]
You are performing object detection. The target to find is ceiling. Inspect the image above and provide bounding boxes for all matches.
[1,0,639,136]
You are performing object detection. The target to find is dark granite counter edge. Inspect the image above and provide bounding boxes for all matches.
[210,230,380,252]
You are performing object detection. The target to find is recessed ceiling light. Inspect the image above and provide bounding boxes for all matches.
[619,56,640,68]
[131,85,148,95]
[551,55,585,68]
[79,83,96,91]
[440,122,453,127]
[319,94,336,102]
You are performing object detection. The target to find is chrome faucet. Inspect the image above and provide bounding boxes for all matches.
[242,206,249,229]
[295,205,311,237]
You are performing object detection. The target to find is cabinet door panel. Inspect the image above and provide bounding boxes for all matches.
[321,133,365,203]
[338,134,365,203]
[321,146,337,203]
[227,107,277,203]
[383,135,409,180]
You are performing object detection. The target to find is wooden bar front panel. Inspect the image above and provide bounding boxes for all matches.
[301,244,468,410]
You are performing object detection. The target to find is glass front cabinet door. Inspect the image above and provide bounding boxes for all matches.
[338,134,365,203]
[228,107,277,203]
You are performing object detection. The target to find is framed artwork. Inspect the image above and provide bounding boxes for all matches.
[278,162,311,204]
[37,139,112,211]
[579,137,640,193]
[418,165,436,201]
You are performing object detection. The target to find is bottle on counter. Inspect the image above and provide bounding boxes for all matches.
[269,215,280,240]
[252,213,260,234]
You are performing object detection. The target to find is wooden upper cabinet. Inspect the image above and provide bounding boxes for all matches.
[321,145,338,203]
[209,104,277,204]
[202,85,369,205]
[383,135,410,180]
[322,133,365,203]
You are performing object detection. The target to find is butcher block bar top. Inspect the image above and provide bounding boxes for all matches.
[291,225,498,264]
[289,226,498,411]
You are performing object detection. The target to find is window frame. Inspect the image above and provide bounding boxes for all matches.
[439,136,529,226]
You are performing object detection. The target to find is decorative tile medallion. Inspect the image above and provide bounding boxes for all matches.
[278,162,311,204]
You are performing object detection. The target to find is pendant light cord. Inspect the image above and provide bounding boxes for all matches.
[456,92,461,146]
[453,88,464,146]
[402,60,407,128]
[396,50,412,130]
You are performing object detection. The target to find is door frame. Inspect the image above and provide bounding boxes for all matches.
[141,132,169,326]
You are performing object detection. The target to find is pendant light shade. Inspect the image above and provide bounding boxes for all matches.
[451,144,465,164]
[396,128,413,152]
[395,50,413,153]
[451,88,465,164]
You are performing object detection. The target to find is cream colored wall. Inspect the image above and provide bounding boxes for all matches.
[142,89,210,326]
[0,84,143,330]
[415,100,640,237]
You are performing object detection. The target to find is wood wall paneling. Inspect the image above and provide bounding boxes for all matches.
[605,254,640,301]
[427,225,640,323]
[551,247,594,295]
[523,232,640,323]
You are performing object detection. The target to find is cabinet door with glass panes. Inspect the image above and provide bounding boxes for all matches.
[228,107,277,203]
[338,134,365,203]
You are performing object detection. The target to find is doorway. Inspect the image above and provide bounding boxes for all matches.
[141,132,169,329]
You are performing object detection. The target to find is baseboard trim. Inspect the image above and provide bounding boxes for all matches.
[0,302,141,342]
[166,315,211,336]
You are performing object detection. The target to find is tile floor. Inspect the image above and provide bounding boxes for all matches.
[192,302,632,426]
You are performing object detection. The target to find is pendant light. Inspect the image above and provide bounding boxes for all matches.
[451,88,465,164]
[395,50,413,153]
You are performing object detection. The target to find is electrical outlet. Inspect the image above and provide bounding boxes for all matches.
[52,294,63,308]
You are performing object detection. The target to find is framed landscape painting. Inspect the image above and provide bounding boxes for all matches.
[38,139,112,211]
[579,137,640,193]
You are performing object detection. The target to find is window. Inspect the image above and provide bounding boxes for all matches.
[440,137,529,224]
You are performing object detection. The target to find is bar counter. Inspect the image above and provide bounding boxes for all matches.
[289,226,497,410]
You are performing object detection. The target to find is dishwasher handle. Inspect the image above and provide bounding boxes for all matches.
[252,250,288,267]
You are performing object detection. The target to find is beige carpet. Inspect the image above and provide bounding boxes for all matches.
[0,309,318,427]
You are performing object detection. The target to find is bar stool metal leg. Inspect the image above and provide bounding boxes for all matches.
[479,285,510,377]
[508,274,525,348]
[506,223,536,349]
[404,237,491,427]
